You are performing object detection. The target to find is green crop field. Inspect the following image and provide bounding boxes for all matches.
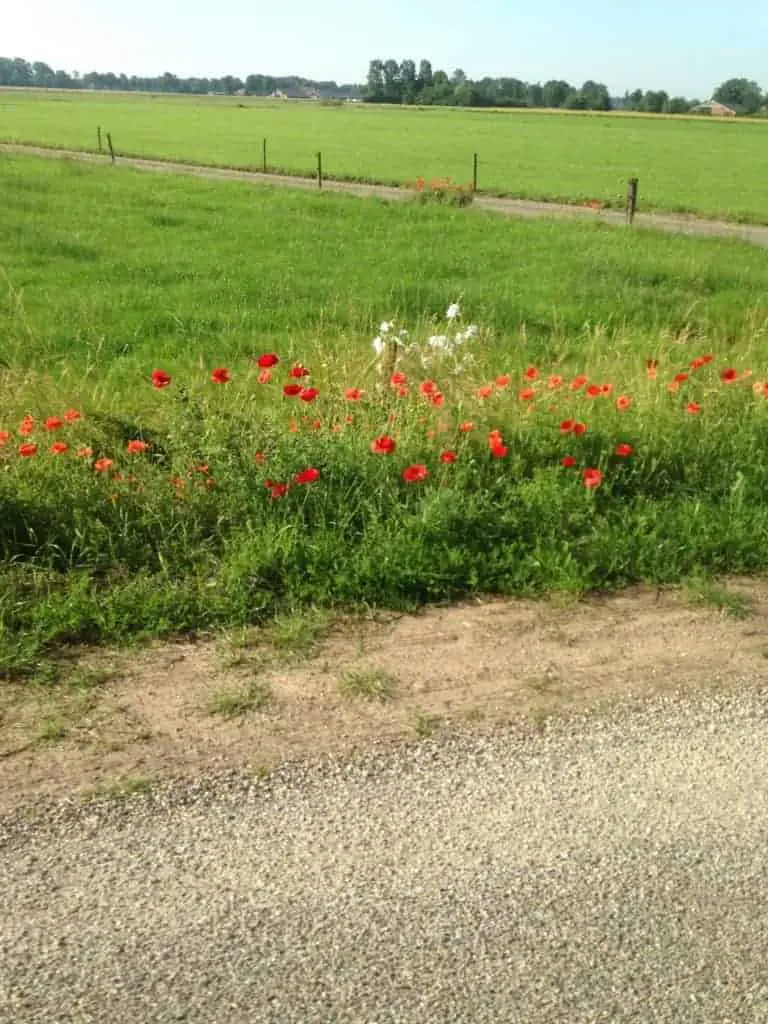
[2,153,768,678]
[3,89,768,222]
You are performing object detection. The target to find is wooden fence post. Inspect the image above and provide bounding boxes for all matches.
[262,137,267,173]
[97,126,102,153]
[317,151,322,189]
[472,152,478,193]
[626,177,638,224]
[106,133,116,164]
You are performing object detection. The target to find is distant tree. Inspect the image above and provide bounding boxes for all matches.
[417,59,433,90]
[666,96,690,114]
[542,80,573,108]
[382,59,401,102]
[713,78,762,114]
[365,60,385,101]
[527,82,544,107]
[497,77,528,107]
[400,59,417,103]
[641,90,668,114]
[624,88,644,110]
[563,90,588,110]
[579,80,611,110]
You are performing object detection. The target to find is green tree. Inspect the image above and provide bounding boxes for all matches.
[713,78,762,114]
[542,80,573,108]
[400,59,417,103]
[382,59,401,102]
[365,60,385,101]
[417,59,433,91]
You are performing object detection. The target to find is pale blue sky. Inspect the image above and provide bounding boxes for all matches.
[6,0,768,96]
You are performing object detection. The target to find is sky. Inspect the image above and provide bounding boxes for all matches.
[5,0,768,97]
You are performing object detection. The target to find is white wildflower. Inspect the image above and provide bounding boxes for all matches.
[428,334,449,350]
[380,320,393,335]
[464,323,478,338]
[446,302,461,321]
[372,336,386,357]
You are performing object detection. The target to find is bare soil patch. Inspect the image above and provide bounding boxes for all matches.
[2,580,766,814]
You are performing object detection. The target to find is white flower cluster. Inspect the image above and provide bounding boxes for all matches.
[371,303,478,373]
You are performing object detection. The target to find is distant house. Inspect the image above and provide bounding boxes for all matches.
[690,100,737,117]
[269,87,320,101]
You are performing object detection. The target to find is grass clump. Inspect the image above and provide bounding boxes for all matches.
[207,681,272,718]
[339,669,396,702]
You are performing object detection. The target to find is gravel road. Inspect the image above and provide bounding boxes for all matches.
[3,142,768,248]
[2,688,767,1024]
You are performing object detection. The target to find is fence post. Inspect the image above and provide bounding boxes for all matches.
[472,152,478,193]
[626,177,638,224]
[97,126,102,153]
[106,133,116,164]
[317,151,322,189]
[262,137,267,173]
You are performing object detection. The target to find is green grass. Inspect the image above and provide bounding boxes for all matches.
[207,681,272,717]
[1,154,768,677]
[339,669,397,702]
[3,90,768,221]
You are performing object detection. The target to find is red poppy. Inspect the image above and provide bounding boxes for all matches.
[283,384,302,397]
[18,443,38,457]
[559,419,575,434]
[419,380,438,397]
[257,353,279,368]
[45,416,64,431]
[753,381,768,398]
[686,402,702,415]
[127,440,149,454]
[490,442,508,458]
[254,452,266,463]
[583,467,603,489]
[518,387,536,401]
[211,367,231,384]
[295,467,320,485]
[615,395,633,411]
[258,369,273,385]
[458,421,475,433]
[390,371,407,387]
[289,365,310,379]
[690,357,705,370]
[299,387,319,403]
[371,435,396,455]
[615,443,633,457]
[487,429,503,448]
[76,447,93,458]
[600,383,613,396]
[192,463,210,474]
[397,386,409,398]
[667,381,681,393]
[674,372,689,384]
[18,416,35,437]
[269,483,289,500]
[495,374,511,388]
[721,368,738,383]
[569,375,588,390]
[476,385,494,399]
[64,408,82,422]
[345,388,364,401]
[523,366,538,381]
[701,354,713,365]
[573,422,587,435]
[0,430,10,446]
[402,464,429,483]
[560,455,576,468]
[430,392,445,407]
[439,450,457,463]
[151,369,172,389]
[548,375,563,389]
[585,385,602,399]
[94,458,114,472]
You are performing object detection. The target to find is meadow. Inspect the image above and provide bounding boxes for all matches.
[3,89,768,222]
[1,153,768,677]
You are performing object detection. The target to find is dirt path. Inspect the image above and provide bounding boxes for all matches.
[2,579,766,816]
[4,142,768,247]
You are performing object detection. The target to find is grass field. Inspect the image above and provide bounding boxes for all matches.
[3,90,768,222]
[1,153,768,678]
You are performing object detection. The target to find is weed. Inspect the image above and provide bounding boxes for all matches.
[38,717,66,742]
[207,681,272,717]
[339,668,396,702]
[414,711,439,737]
[686,578,755,619]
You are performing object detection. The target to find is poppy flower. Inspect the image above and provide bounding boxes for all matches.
[269,482,289,500]
[402,464,429,483]
[490,442,508,458]
[76,447,93,458]
[289,365,310,379]
[258,369,273,385]
[600,383,613,396]
[64,408,82,422]
[569,375,588,391]
[192,463,210,474]
[523,366,538,381]
[690,357,705,370]
[390,371,407,387]
[476,385,494,399]
[583,467,603,489]
[518,387,536,401]
[396,386,409,398]
[495,374,511,388]
[458,421,475,433]
[615,443,633,457]
[559,419,575,434]
[674,372,689,384]
[345,388,364,401]
[127,440,149,454]
[419,380,438,397]
[753,381,768,397]
[18,416,35,436]
[615,395,633,411]
[371,435,396,455]
[50,442,69,455]
[283,384,302,397]
[94,458,114,472]
[548,375,563,389]
[299,387,319,403]
[560,455,576,468]
[211,367,231,384]
[439,450,457,463]
[45,416,64,431]
[487,429,504,448]
[573,422,587,435]
[169,476,186,491]
[0,430,10,446]
[721,368,738,383]
[18,443,38,457]
[701,354,713,365]
[667,381,681,394]
[585,385,602,399]
[295,467,320,485]
[257,353,279,368]
[151,369,172,389]
[686,402,702,415]
[254,452,266,463]
[430,392,445,407]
